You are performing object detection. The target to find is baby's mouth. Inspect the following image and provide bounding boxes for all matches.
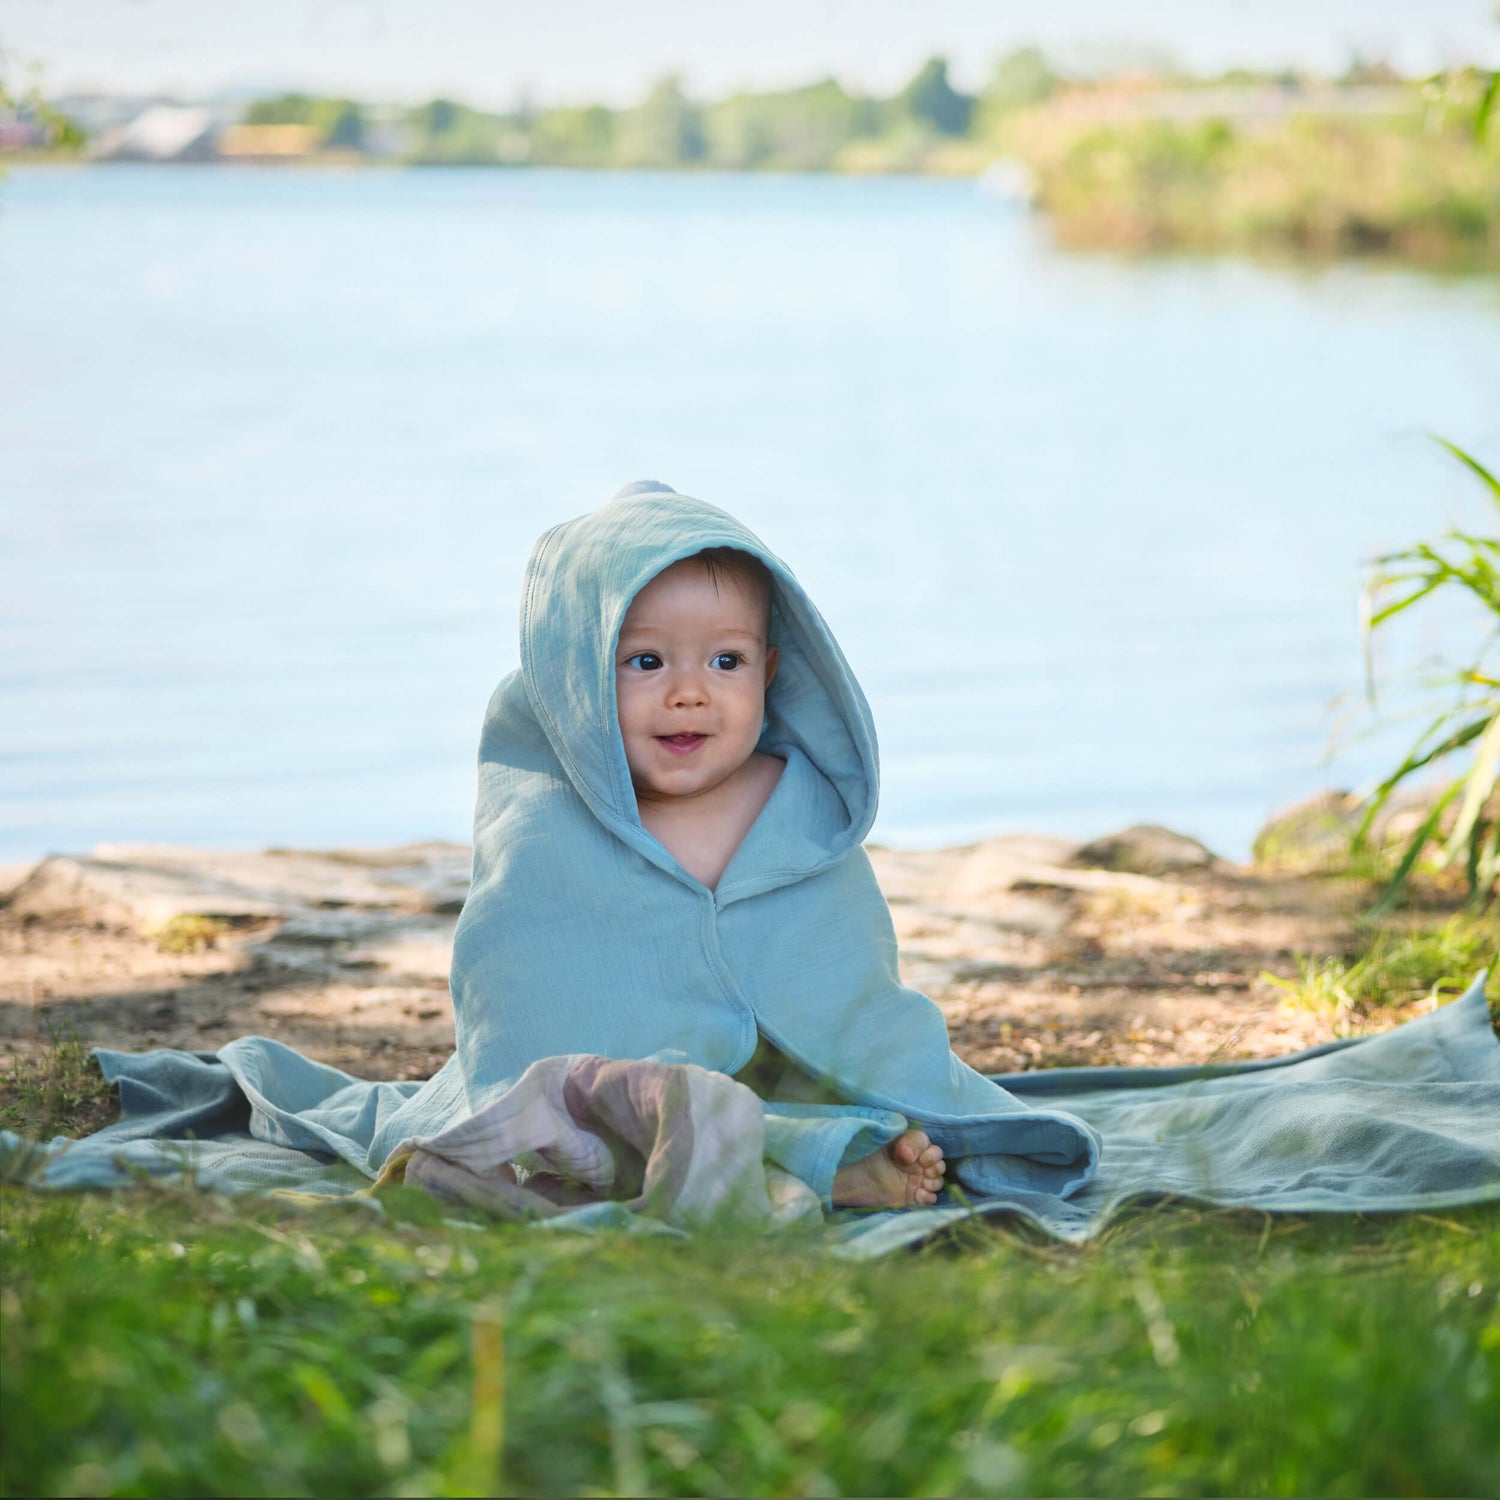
[657,733,707,755]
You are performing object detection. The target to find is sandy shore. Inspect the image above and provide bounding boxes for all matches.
[0,822,1403,1105]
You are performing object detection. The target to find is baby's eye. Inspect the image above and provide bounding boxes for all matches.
[624,653,663,671]
[713,652,744,671]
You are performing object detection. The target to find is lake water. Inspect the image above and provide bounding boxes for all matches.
[2,164,1498,865]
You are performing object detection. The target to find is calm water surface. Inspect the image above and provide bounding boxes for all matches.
[2,165,1498,864]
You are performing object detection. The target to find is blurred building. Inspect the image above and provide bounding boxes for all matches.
[0,115,50,151]
[218,123,320,160]
[92,104,218,161]
[54,93,147,136]
[360,104,415,159]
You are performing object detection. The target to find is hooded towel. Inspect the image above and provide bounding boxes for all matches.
[445,481,1101,1200]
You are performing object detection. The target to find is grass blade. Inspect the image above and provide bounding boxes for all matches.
[1353,711,1492,849]
[1369,780,1464,920]
[1437,711,1500,871]
[1476,69,1500,140]
[1429,435,1500,510]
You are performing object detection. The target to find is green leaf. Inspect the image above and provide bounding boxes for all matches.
[1367,576,1447,629]
[1368,779,1465,920]
[1475,69,1499,142]
[1430,434,1500,510]
[1437,710,1500,869]
[1353,711,1494,851]
[1474,816,1500,895]
[1356,705,1494,828]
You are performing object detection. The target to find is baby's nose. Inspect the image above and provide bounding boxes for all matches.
[666,669,709,706]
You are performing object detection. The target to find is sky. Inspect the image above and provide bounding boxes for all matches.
[3,0,1498,107]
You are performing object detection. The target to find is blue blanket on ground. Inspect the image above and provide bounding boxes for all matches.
[6,971,1496,1254]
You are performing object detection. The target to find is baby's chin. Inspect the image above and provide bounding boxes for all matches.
[629,758,754,805]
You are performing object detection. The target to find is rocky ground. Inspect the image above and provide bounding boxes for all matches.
[0,821,1426,1125]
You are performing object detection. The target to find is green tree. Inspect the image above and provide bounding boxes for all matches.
[983,47,1058,113]
[701,77,876,170]
[317,99,364,150]
[244,92,303,125]
[616,77,706,166]
[406,98,503,163]
[971,46,1058,140]
[1,48,86,154]
[895,56,973,136]
[414,98,460,136]
[243,93,365,150]
[528,104,616,166]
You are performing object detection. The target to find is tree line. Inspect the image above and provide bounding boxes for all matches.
[242,51,1063,168]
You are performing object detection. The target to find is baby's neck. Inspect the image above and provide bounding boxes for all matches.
[637,751,785,891]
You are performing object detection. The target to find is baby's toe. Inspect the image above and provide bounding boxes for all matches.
[894,1130,931,1166]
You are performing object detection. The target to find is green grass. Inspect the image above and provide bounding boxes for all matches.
[1264,909,1499,1022]
[0,1034,115,1142]
[150,914,232,955]
[4,900,1497,1497]
[2,1185,1497,1497]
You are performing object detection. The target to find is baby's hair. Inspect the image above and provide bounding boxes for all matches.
[691,547,775,642]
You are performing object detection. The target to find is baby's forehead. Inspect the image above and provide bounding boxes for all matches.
[623,556,771,627]
[647,556,717,587]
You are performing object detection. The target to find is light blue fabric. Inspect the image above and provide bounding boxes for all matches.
[0,1046,374,1197]
[828,968,1500,1254]
[7,971,1496,1251]
[419,479,1104,1195]
[6,480,1497,1249]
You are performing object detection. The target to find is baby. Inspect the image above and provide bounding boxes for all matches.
[447,481,1097,1221]
[613,546,946,1207]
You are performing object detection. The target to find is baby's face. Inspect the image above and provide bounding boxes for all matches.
[615,558,779,812]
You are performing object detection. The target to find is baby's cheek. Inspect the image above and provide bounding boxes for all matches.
[613,678,643,730]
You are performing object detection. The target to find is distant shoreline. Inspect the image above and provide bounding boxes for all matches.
[3,152,994,177]
[7,120,1493,273]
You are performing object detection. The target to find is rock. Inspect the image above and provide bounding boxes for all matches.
[1251,781,1495,876]
[865,834,1188,1001]
[868,835,1085,931]
[7,854,284,930]
[6,843,470,934]
[943,835,1085,903]
[0,862,39,905]
[1251,792,1361,874]
[288,843,472,914]
[343,918,457,984]
[1074,824,1223,877]
[1364,780,1497,851]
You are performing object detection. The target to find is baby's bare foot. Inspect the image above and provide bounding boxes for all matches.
[831,1129,946,1208]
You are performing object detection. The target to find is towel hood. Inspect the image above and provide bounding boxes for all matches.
[519,481,880,858]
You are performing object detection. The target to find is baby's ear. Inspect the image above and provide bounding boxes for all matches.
[764,643,780,686]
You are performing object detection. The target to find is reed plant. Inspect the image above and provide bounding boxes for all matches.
[1355,439,1500,916]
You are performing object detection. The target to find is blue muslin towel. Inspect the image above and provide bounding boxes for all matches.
[6,972,1496,1251]
[5,482,1497,1248]
[434,480,1100,1198]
